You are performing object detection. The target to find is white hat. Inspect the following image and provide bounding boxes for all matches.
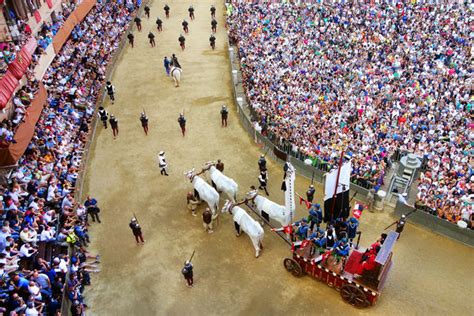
[131,218,137,222]
[402,193,408,197]
[159,151,165,155]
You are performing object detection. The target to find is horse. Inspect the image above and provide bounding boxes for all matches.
[221,200,264,258]
[184,169,220,217]
[170,66,182,87]
[246,189,291,227]
[202,161,238,202]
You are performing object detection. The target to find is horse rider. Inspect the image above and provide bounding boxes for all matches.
[97,107,108,129]
[178,113,186,136]
[210,5,216,18]
[106,81,115,104]
[258,154,266,172]
[211,18,217,33]
[158,151,169,176]
[109,114,119,139]
[163,56,171,76]
[216,159,224,172]
[178,34,186,50]
[209,34,216,50]
[182,20,189,34]
[127,33,134,48]
[164,4,170,18]
[140,112,149,135]
[220,105,228,127]
[171,54,181,68]
[188,5,195,20]
[156,17,163,32]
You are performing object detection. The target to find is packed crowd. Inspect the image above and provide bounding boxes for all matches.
[228,2,472,225]
[0,1,79,147]
[0,1,136,314]
[1,1,76,77]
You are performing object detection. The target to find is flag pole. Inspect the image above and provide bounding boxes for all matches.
[330,150,345,224]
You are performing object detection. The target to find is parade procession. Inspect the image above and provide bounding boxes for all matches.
[0,0,472,315]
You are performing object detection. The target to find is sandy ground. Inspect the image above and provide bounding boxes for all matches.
[82,1,474,315]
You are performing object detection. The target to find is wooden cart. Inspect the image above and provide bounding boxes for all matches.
[283,231,398,308]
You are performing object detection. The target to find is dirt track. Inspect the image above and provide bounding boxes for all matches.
[82,1,473,315]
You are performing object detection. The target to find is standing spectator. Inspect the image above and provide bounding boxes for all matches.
[84,196,101,224]
[148,32,156,47]
[129,218,144,245]
[144,5,150,19]
[258,170,269,196]
[97,107,108,129]
[109,114,119,139]
[182,20,189,34]
[105,81,115,104]
[158,151,169,176]
[211,18,217,33]
[188,5,195,20]
[210,5,216,18]
[181,261,194,288]
[220,105,228,127]
[202,208,213,234]
[134,16,142,31]
[164,4,170,18]
[140,112,149,135]
[178,113,186,136]
[156,17,163,32]
[178,34,186,50]
[163,56,171,76]
[127,33,134,48]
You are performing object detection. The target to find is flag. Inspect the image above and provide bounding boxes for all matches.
[353,202,365,219]
[324,160,351,222]
[299,196,311,209]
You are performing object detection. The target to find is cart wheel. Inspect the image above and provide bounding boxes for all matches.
[340,284,370,308]
[283,258,303,277]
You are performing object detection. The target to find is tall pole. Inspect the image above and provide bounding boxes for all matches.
[330,151,345,223]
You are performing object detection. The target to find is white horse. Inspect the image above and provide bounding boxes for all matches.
[171,66,182,87]
[221,200,264,258]
[246,189,291,227]
[184,169,219,216]
[202,161,238,202]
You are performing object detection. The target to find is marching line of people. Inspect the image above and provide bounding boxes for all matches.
[129,4,219,51]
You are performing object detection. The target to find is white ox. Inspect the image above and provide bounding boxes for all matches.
[221,200,264,258]
[184,169,219,216]
[202,161,238,202]
[246,189,291,227]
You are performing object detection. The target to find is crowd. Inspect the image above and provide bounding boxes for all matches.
[228,2,472,226]
[0,1,79,147]
[0,1,136,314]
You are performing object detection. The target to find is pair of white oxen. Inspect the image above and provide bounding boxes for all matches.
[185,161,293,258]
